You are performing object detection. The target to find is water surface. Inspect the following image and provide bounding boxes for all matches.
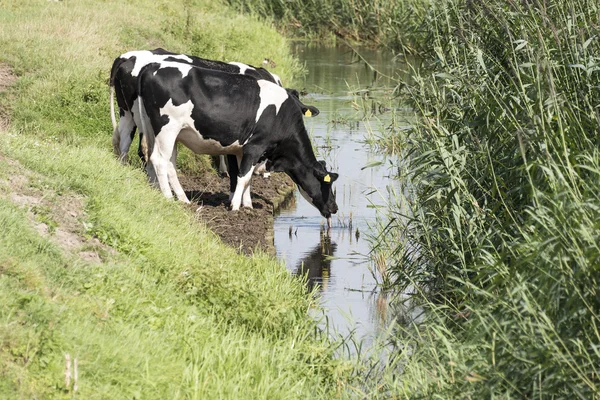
[274,43,409,342]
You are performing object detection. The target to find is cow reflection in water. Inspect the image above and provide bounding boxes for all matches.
[294,230,337,292]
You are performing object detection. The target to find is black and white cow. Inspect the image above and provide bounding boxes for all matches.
[137,62,339,221]
[109,48,282,161]
[110,48,318,202]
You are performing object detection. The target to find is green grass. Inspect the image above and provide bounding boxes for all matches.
[1,0,305,171]
[367,0,600,397]
[0,0,354,397]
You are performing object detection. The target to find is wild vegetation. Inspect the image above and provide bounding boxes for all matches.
[232,0,600,396]
[3,0,599,397]
[370,0,600,397]
[226,0,431,50]
[0,1,357,398]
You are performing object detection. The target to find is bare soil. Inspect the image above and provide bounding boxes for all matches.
[179,171,295,255]
[0,154,117,264]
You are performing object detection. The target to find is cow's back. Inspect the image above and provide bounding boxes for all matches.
[138,63,264,147]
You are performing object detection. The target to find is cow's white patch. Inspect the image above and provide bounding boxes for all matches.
[255,80,288,122]
[228,61,255,75]
[155,61,194,78]
[121,50,193,77]
[231,168,255,211]
[160,99,195,129]
[269,72,283,86]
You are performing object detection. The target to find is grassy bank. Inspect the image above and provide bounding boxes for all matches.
[0,0,351,397]
[370,0,600,397]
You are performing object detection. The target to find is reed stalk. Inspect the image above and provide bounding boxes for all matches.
[366,0,600,397]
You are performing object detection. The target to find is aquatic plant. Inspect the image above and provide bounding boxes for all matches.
[367,0,600,397]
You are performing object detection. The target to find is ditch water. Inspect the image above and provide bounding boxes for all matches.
[274,43,411,344]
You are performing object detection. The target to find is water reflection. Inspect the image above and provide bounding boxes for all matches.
[293,230,337,292]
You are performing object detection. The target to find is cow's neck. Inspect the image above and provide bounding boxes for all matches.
[272,131,318,183]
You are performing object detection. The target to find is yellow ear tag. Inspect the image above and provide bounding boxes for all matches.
[304,109,312,117]
[323,174,331,183]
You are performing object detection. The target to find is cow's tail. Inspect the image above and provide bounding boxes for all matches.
[138,96,154,164]
[137,67,154,163]
[109,56,122,154]
[110,85,117,131]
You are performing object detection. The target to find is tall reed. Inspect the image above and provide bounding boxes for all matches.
[371,0,600,397]
[225,0,431,50]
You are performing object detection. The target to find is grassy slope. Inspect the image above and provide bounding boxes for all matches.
[0,0,350,398]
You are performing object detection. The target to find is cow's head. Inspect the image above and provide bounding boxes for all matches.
[286,89,319,117]
[296,160,339,219]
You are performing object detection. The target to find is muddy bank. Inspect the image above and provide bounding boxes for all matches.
[179,171,295,255]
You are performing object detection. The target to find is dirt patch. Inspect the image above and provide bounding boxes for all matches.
[0,64,16,92]
[178,170,295,255]
[0,154,115,264]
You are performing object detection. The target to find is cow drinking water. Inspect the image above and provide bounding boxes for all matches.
[137,62,339,221]
[110,48,319,204]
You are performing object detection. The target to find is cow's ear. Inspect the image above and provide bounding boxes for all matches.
[324,172,339,183]
[302,104,319,117]
[313,162,337,183]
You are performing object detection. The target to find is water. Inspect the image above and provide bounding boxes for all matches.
[274,43,410,343]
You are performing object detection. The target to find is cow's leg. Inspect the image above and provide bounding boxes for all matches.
[148,152,172,200]
[230,152,263,211]
[230,165,255,211]
[150,128,190,203]
[218,155,229,177]
[254,160,270,178]
[227,154,239,204]
[227,154,252,208]
[242,171,253,209]
[167,144,189,202]
[235,154,253,208]
[116,111,136,163]
[145,161,158,187]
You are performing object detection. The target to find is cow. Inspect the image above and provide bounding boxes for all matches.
[109,48,317,202]
[137,62,339,222]
[109,48,282,162]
